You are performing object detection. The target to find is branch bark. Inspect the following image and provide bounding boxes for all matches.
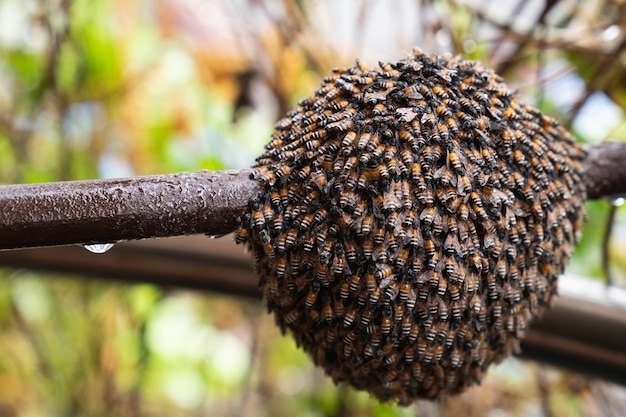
[0,170,260,250]
[0,142,624,250]
[583,143,626,199]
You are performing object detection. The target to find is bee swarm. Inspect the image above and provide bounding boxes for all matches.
[236,49,586,403]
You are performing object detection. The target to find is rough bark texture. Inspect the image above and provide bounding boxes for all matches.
[583,143,626,199]
[0,142,623,250]
[0,169,260,250]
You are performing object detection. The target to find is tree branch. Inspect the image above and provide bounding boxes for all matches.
[0,170,260,250]
[583,143,626,200]
[1,236,625,386]
[0,142,624,251]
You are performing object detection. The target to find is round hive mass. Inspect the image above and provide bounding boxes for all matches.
[236,49,586,403]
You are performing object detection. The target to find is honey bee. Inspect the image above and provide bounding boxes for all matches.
[417,185,435,206]
[362,240,374,260]
[389,301,403,321]
[349,273,362,293]
[438,275,448,297]
[470,293,482,314]
[235,226,249,244]
[298,212,315,230]
[356,288,369,307]
[343,332,356,358]
[447,281,460,301]
[399,316,411,335]
[421,112,437,128]
[482,147,498,169]
[413,339,427,358]
[354,132,372,151]
[369,287,381,304]
[376,79,396,89]
[258,168,278,185]
[330,118,356,132]
[383,369,398,388]
[448,150,464,171]
[420,204,436,224]
[360,309,373,327]
[472,202,488,221]
[302,190,319,207]
[411,163,428,192]
[376,164,390,182]
[382,316,392,334]
[309,170,328,192]
[458,203,469,221]
[403,84,423,99]
[495,258,508,280]
[445,116,459,134]
[340,154,357,175]
[252,207,266,228]
[434,166,454,187]
[408,323,420,343]
[372,226,386,245]
[343,307,357,328]
[454,172,470,195]
[395,248,409,269]
[315,263,328,282]
[373,102,387,115]
[447,299,462,322]
[343,170,360,190]
[423,143,442,165]
[361,214,375,236]
[385,280,400,301]
[340,130,358,151]
[428,271,442,291]
[428,250,440,270]
[276,257,287,279]
[424,239,436,256]
[259,230,276,259]
[305,281,320,308]
[457,111,477,129]
[303,232,317,252]
[332,251,348,278]
[443,253,456,275]
[435,103,453,122]
[284,309,300,325]
[329,298,344,319]
[323,326,337,346]
[411,361,424,381]
[432,210,444,235]
[406,228,421,249]
[531,200,544,219]
[386,157,400,177]
[285,227,298,248]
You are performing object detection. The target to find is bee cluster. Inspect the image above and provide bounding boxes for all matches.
[236,49,586,403]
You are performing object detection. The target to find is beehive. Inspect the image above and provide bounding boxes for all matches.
[236,49,586,403]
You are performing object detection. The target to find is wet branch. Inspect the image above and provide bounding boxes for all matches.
[583,143,626,200]
[0,142,624,251]
[0,170,260,250]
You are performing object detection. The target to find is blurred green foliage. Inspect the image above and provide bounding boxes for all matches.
[0,0,625,416]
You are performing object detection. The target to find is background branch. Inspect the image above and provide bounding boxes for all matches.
[0,142,624,251]
[0,236,624,386]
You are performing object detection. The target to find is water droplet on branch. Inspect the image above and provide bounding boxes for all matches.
[83,243,115,254]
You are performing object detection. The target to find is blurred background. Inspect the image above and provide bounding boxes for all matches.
[1,0,626,416]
